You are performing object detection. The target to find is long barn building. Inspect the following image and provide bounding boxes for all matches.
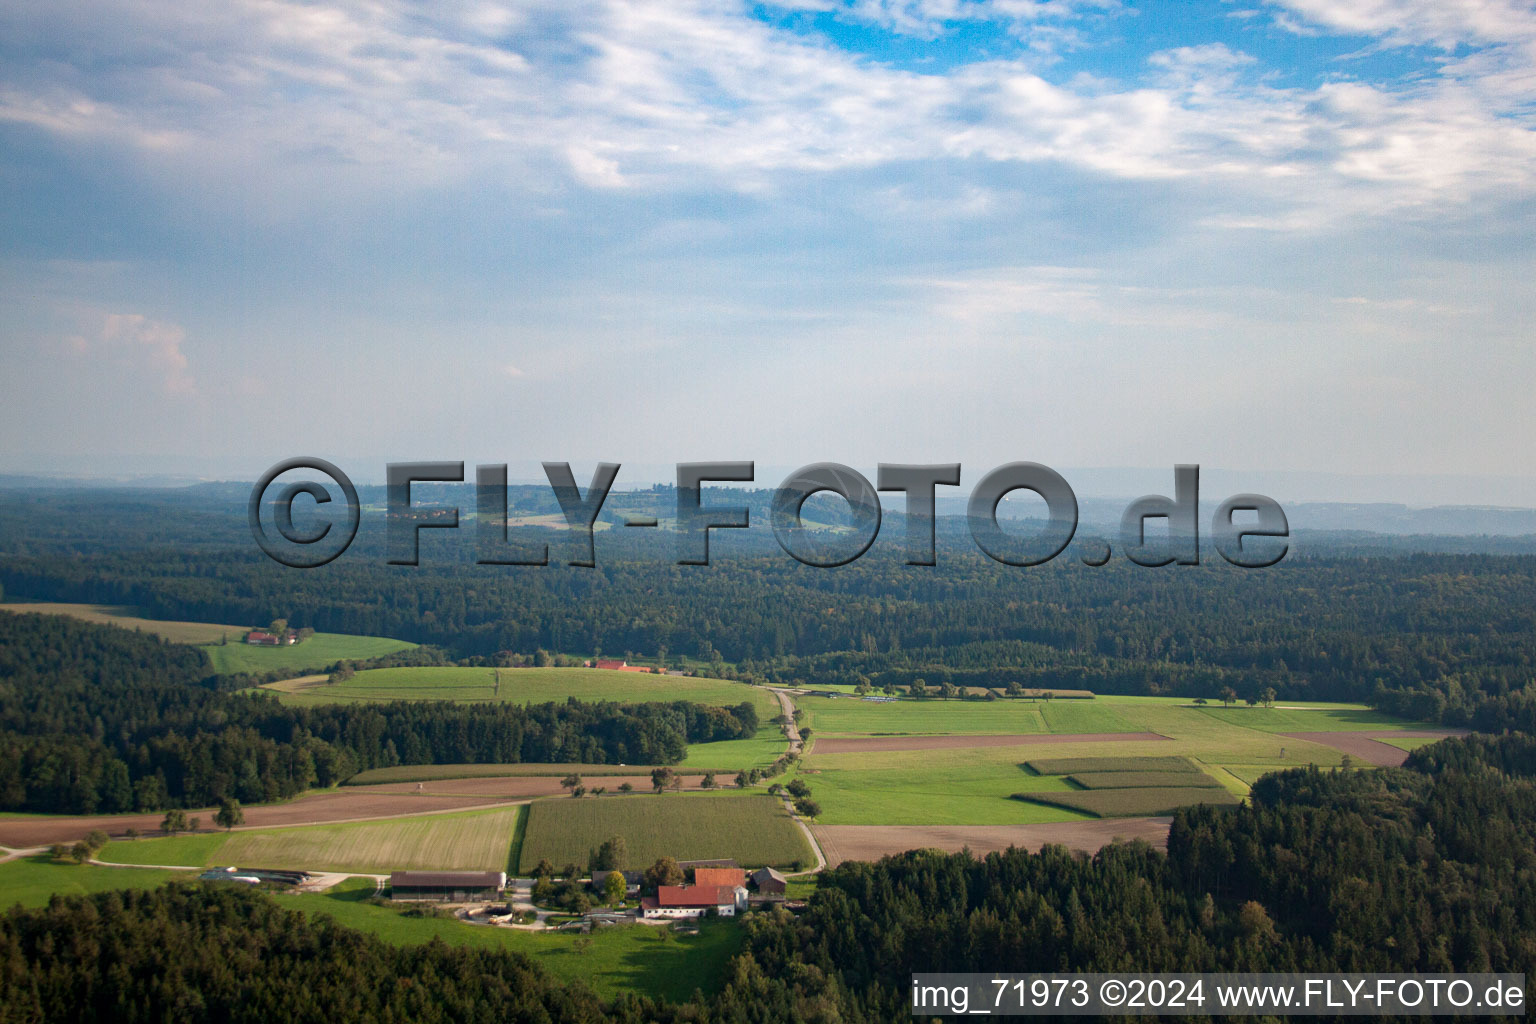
[389,870,506,902]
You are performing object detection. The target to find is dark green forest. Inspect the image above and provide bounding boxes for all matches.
[2,734,1532,1023]
[4,508,1535,730]
[0,612,756,813]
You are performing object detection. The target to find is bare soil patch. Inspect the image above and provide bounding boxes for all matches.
[1278,730,1468,767]
[812,732,1169,754]
[356,774,714,797]
[811,818,1173,867]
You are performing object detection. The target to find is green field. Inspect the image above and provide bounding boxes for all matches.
[101,806,523,873]
[0,855,182,907]
[793,695,1425,825]
[796,693,1148,737]
[1067,771,1223,790]
[517,793,811,872]
[792,760,1091,826]
[1016,787,1243,817]
[202,632,416,675]
[268,666,775,720]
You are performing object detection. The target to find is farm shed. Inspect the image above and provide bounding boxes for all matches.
[750,866,786,895]
[390,870,505,902]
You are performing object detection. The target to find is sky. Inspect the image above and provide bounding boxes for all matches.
[0,0,1533,503]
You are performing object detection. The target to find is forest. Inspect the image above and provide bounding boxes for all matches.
[2,733,1531,1022]
[4,518,1535,730]
[0,612,756,813]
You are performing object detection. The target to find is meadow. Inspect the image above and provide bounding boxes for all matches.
[100,806,524,874]
[517,793,811,872]
[797,693,1148,737]
[201,632,416,675]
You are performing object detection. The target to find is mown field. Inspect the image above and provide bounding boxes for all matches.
[1024,755,1198,775]
[517,793,811,872]
[1016,787,1243,817]
[100,806,523,874]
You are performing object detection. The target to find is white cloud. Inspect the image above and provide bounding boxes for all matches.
[67,313,196,395]
[0,0,1531,228]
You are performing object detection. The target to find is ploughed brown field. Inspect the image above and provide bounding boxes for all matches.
[810,817,1174,867]
[0,792,521,848]
[357,774,715,797]
[1278,730,1468,767]
[810,731,1170,754]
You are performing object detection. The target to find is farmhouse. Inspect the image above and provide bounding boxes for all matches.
[389,870,505,902]
[750,866,787,895]
[640,884,748,919]
[245,630,296,646]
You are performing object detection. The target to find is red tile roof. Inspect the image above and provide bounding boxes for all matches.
[692,867,746,889]
[656,884,738,908]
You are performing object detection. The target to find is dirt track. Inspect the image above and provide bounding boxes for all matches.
[0,792,523,848]
[811,731,1169,754]
[811,817,1174,867]
[1278,730,1468,767]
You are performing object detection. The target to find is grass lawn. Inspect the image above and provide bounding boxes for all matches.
[274,878,745,1002]
[518,793,810,872]
[0,855,181,907]
[101,806,522,874]
[203,632,416,675]
[267,666,775,721]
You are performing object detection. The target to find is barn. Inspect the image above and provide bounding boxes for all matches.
[389,870,505,902]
